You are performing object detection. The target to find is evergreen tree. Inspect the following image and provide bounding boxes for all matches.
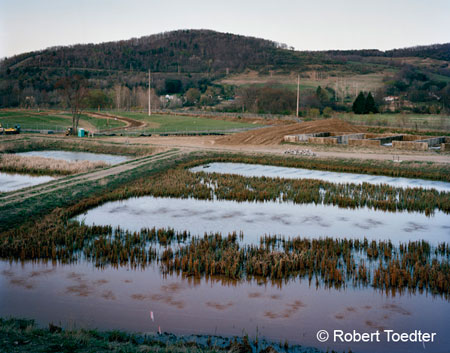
[316,86,329,108]
[352,91,366,114]
[364,92,378,113]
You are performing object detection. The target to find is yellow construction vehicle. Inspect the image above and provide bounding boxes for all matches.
[0,123,20,135]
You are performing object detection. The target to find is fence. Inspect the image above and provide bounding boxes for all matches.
[99,125,265,136]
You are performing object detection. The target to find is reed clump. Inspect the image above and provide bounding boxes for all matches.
[162,234,450,298]
[0,154,107,176]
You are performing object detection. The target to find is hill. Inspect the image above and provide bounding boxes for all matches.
[0,29,448,109]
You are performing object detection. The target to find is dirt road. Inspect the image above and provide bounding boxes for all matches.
[107,135,450,164]
[86,112,146,132]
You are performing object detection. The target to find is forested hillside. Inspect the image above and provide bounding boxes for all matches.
[0,29,448,112]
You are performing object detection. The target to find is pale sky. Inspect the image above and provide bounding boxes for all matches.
[1,0,449,58]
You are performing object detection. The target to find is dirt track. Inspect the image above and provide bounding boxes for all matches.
[86,112,146,131]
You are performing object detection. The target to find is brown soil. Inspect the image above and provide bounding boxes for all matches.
[218,118,365,145]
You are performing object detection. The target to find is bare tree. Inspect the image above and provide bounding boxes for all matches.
[56,75,89,134]
[113,84,122,110]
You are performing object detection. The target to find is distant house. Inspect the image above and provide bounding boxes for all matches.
[383,96,398,102]
[383,96,400,112]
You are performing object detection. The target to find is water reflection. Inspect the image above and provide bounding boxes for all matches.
[0,172,55,192]
[18,150,131,165]
[75,196,450,245]
[0,260,448,353]
[191,162,450,192]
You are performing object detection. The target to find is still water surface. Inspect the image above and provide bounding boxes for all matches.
[18,150,130,165]
[75,196,450,245]
[0,260,448,353]
[0,172,55,192]
[191,163,450,192]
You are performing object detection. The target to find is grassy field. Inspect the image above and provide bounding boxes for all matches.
[0,111,71,131]
[337,112,450,132]
[0,110,125,132]
[110,112,264,133]
[62,112,126,130]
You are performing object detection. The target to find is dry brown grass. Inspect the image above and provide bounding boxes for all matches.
[0,154,107,176]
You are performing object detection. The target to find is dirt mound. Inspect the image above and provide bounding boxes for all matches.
[218,118,365,145]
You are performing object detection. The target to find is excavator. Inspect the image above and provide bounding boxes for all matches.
[0,123,21,135]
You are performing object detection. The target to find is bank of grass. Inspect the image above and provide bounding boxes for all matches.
[0,154,107,176]
[0,317,238,353]
[110,111,263,133]
[0,317,334,353]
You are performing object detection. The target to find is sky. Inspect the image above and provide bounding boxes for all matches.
[1,0,449,58]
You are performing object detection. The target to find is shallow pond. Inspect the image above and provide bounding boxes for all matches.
[18,150,131,165]
[75,196,450,245]
[191,163,450,192]
[0,172,55,192]
[0,260,448,353]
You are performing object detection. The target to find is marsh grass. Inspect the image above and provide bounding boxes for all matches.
[0,154,107,176]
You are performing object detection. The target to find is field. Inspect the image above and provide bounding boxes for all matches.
[1,109,265,134]
[108,111,264,133]
[0,110,126,132]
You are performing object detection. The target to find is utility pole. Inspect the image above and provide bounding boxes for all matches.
[296,74,300,118]
[335,79,338,102]
[148,69,152,116]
